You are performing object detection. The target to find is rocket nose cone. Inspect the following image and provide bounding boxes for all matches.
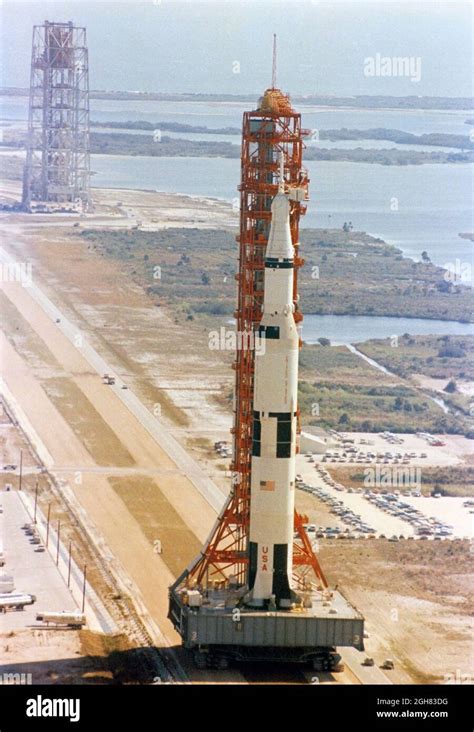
[267,192,293,260]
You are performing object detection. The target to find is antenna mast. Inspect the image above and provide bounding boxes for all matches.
[272,33,277,88]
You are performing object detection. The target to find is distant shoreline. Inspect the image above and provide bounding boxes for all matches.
[3,131,472,166]
[2,141,471,167]
[1,87,473,111]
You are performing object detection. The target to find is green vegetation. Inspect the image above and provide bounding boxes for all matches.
[90,131,238,158]
[319,128,474,150]
[92,120,240,135]
[298,347,465,435]
[299,230,472,321]
[79,227,473,323]
[354,335,474,436]
[304,147,472,164]
[79,227,235,319]
[299,343,383,387]
[88,132,474,164]
[3,125,473,165]
[416,466,474,497]
[92,122,473,151]
[357,335,474,380]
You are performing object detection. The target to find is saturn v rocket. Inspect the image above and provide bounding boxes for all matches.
[247,158,299,609]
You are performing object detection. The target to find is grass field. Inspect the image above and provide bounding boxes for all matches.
[298,341,471,435]
[358,334,474,380]
[109,475,201,577]
[79,226,473,323]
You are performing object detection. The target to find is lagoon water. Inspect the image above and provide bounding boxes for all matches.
[1,96,472,136]
[91,154,473,272]
[2,96,473,274]
[302,314,474,345]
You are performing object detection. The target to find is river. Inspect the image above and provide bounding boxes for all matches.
[302,314,474,344]
[2,96,471,135]
[91,153,473,274]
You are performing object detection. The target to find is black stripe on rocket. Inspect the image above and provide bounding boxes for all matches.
[265,257,294,269]
[252,412,294,458]
[258,325,280,339]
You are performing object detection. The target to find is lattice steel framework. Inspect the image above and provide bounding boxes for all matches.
[184,88,327,592]
[22,21,91,211]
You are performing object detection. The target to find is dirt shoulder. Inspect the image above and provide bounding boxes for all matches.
[319,539,472,684]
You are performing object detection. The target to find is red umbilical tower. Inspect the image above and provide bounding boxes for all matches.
[182,60,327,593]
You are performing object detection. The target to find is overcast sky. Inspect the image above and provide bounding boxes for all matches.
[0,0,472,96]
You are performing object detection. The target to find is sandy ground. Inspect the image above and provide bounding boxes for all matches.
[295,459,472,683]
[413,373,474,398]
[0,209,247,682]
[0,174,238,231]
[0,321,211,629]
[319,539,472,685]
[0,336,245,683]
[1,629,90,685]
[0,184,236,491]
[401,495,473,538]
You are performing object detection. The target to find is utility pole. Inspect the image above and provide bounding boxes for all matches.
[67,542,72,588]
[18,449,23,491]
[82,564,87,613]
[33,481,38,524]
[46,503,51,548]
[56,520,61,566]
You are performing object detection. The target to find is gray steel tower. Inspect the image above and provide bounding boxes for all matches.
[22,21,91,212]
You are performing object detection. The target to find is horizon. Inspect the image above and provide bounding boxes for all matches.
[0,1,472,97]
[1,85,473,101]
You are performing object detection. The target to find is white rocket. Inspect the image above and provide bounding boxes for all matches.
[247,157,299,609]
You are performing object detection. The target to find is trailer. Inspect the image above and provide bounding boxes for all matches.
[36,611,86,629]
[0,593,36,611]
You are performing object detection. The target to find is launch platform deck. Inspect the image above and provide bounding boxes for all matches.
[169,585,364,658]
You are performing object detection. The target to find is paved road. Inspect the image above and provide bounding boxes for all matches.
[16,490,117,634]
[340,648,393,685]
[0,247,225,515]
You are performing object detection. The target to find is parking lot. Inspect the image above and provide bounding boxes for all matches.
[318,430,470,468]
[296,455,472,541]
[0,490,79,632]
